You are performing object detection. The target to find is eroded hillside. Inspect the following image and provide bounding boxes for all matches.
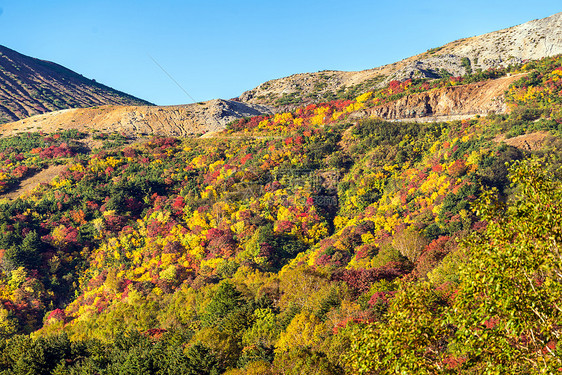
[0,99,272,138]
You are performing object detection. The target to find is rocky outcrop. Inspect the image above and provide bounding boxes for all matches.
[0,99,272,137]
[391,12,562,82]
[360,74,523,121]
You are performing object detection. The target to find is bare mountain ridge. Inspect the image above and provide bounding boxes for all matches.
[0,45,152,124]
[237,12,562,108]
[0,74,517,139]
[1,13,561,138]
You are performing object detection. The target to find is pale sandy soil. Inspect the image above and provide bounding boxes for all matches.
[1,164,67,200]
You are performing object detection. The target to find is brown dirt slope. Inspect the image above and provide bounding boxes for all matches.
[0,99,272,137]
[0,45,152,124]
[362,74,524,121]
[494,131,556,151]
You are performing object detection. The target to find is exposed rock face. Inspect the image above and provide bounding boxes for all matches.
[392,12,562,81]
[0,45,152,124]
[237,13,562,108]
[0,99,272,137]
[363,74,523,121]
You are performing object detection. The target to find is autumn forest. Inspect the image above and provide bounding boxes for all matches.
[0,52,562,374]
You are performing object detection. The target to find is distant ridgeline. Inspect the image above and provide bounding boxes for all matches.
[0,44,151,124]
[237,12,562,109]
[1,39,562,375]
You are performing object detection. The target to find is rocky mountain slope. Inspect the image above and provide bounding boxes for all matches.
[0,45,152,124]
[0,73,523,137]
[0,99,272,138]
[237,12,562,108]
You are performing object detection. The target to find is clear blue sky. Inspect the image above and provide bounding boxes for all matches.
[0,1,560,105]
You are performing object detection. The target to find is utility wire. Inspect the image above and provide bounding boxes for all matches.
[148,54,198,104]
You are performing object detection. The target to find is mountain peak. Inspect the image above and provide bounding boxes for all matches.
[0,45,152,124]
